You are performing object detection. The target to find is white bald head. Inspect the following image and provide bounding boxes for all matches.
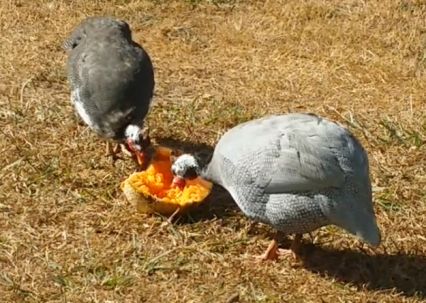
[171,154,200,179]
[125,124,141,142]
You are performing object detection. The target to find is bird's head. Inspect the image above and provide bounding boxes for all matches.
[124,125,151,166]
[171,154,201,189]
[63,17,132,51]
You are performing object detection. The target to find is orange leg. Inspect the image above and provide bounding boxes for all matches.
[257,233,302,261]
[258,237,280,261]
[105,141,125,164]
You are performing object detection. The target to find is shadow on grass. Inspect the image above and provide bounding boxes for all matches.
[299,244,426,299]
[157,137,426,298]
[177,185,241,223]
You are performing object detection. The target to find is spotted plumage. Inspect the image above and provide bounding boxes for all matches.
[172,113,381,259]
[64,16,155,161]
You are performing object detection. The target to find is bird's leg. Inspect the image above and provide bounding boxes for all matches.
[105,141,124,164]
[258,237,280,261]
[257,232,303,261]
[257,231,285,261]
[289,234,302,261]
[105,140,111,157]
[112,143,121,155]
[274,233,302,260]
[120,143,133,157]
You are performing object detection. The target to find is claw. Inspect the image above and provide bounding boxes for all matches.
[106,141,124,165]
[257,238,281,261]
[256,233,302,262]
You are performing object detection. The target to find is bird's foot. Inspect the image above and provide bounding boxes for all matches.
[256,239,281,261]
[257,248,292,261]
[256,234,303,262]
[256,246,300,262]
[106,141,125,165]
[120,144,133,157]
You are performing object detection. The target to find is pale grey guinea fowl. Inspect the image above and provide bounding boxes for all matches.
[64,16,155,165]
[171,113,381,260]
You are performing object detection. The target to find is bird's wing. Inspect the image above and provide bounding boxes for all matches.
[216,114,349,194]
[263,126,346,193]
[69,38,154,129]
[83,42,152,110]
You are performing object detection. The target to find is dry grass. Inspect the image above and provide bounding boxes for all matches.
[0,0,425,302]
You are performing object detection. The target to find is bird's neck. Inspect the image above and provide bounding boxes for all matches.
[199,158,222,186]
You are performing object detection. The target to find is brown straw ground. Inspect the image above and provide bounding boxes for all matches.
[0,0,425,302]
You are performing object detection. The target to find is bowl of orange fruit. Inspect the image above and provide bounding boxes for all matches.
[120,146,212,215]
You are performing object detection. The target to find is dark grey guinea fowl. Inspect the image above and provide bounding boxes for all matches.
[171,113,381,261]
[64,16,155,165]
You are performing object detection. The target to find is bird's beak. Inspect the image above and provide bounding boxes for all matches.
[126,138,147,168]
[172,176,186,190]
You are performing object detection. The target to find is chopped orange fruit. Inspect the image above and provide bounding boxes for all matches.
[121,147,212,215]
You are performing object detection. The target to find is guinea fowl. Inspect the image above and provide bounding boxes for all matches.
[171,113,381,260]
[64,16,155,166]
